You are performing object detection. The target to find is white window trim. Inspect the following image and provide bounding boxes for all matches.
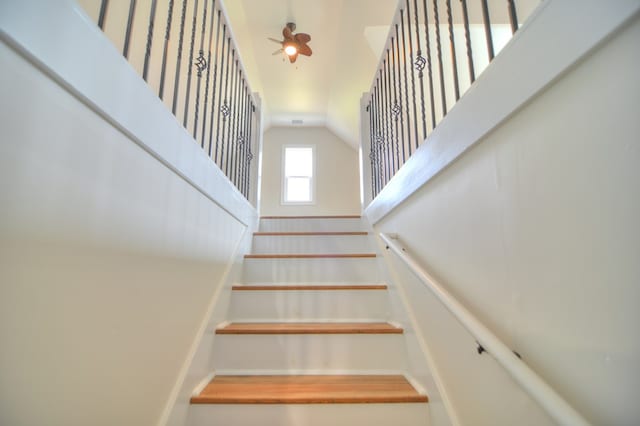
[281,144,316,205]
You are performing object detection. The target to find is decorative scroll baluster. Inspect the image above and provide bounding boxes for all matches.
[413,0,427,143]
[400,9,412,156]
[481,0,495,60]
[207,12,223,157]
[393,26,405,166]
[235,82,247,187]
[508,0,519,34]
[386,48,398,175]
[142,0,158,82]
[219,38,231,168]
[405,0,419,151]
[390,38,399,172]
[445,0,460,101]
[381,59,391,181]
[193,0,209,140]
[183,0,199,127]
[433,0,447,116]
[232,70,243,183]
[460,0,475,83]
[158,0,174,99]
[214,28,227,163]
[171,0,187,114]
[422,0,437,132]
[244,103,255,197]
[225,56,238,177]
[98,0,108,29]
[201,3,217,151]
[123,0,137,59]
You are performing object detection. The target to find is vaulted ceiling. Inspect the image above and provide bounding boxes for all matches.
[225,0,398,149]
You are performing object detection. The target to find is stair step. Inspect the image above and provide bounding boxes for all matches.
[232,284,387,290]
[216,322,402,335]
[190,375,428,404]
[254,231,368,236]
[244,253,376,259]
[259,217,364,232]
[243,257,380,283]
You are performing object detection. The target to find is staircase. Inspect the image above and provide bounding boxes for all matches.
[189,216,429,426]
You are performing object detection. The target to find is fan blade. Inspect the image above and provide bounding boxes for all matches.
[298,43,312,56]
[294,33,311,44]
[282,26,293,40]
[272,48,283,55]
[288,52,298,63]
[268,37,284,44]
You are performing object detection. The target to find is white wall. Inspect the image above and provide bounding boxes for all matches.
[370,11,640,426]
[0,1,257,425]
[260,127,361,216]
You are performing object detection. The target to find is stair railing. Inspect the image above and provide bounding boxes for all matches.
[379,232,590,425]
[364,0,538,199]
[85,0,258,200]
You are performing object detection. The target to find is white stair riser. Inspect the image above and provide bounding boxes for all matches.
[228,290,390,321]
[259,218,364,232]
[189,403,430,426]
[243,258,380,283]
[212,334,408,371]
[252,235,372,254]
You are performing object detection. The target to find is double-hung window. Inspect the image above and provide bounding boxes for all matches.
[282,145,315,204]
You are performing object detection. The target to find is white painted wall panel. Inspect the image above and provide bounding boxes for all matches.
[260,127,361,216]
[252,234,371,254]
[0,4,257,425]
[372,15,640,426]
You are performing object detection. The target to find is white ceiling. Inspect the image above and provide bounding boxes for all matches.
[225,0,398,148]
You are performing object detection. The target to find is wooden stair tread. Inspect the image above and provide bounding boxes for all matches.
[216,322,403,334]
[190,375,428,404]
[244,253,376,259]
[261,215,361,219]
[232,284,387,291]
[253,231,368,236]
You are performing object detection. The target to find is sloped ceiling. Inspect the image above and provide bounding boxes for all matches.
[225,0,398,148]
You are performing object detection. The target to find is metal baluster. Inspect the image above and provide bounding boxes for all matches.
[481,0,495,60]
[422,0,437,132]
[413,0,427,143]
[405,0,419,151]
[380,65,389,184]
[98,0,109,30]
[508,0,519,34]
[460,0,475,83]
[375,84,383,193]
[225,56,238,177]
[207,11,222,157]
[400,9,412,157]
[219,38,231,168]
[372,84,381,194]
[193,0,209,140]
[445,0,460,101]
[390,37,399,172]
[123,0,136,59]
[142,0,158,82]
[367,102,376,198]
[183,0,200,127]
[214,27,227,164]
[385,49,396,176]
[158,0,174,99]
[171,0,188,114]
[245,103,255,198]
[231,70,244,184]
[393,27,405,167]
[202,2,218,152]
[240,92,250,193]
[433,0,447,116]
[235,83,248,188]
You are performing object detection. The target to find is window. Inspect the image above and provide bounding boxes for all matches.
[282,145,315,204]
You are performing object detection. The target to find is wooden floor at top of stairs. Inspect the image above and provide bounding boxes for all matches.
[244,253,376,259]
[216,322,403,334]
[260,215,361,219]
[253,231,368,236]
[232,284,387,291]
[190,374,429,404]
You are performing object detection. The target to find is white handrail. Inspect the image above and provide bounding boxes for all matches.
[379,233,590,426]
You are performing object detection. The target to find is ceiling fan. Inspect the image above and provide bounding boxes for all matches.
[268,22,312,63]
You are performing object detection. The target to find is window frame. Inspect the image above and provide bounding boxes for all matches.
[281,144,316,205]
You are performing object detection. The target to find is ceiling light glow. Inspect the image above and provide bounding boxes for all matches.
[284,44,297,56]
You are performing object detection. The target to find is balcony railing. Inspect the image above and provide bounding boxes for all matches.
[79,0,259,200]
[364,0,540,199]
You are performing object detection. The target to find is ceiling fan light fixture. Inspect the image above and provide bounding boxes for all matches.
[284,43,297,56]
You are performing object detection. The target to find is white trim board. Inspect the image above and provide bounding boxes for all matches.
[364,0,640,225]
